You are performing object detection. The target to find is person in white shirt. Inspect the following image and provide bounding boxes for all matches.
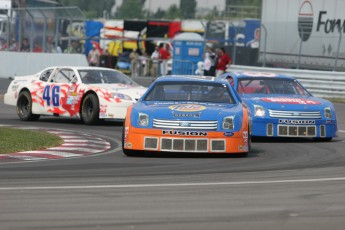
[150,46,160,77]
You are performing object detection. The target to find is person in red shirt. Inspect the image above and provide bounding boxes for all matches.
[215,47,232,77]
[33,42,43,53]
[159,43,171,75]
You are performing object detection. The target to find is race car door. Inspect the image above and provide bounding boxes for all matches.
[42,68,81,117]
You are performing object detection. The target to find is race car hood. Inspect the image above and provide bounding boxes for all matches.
[132,101,243,120]
[242,94,333,110]
[89,83,147,101]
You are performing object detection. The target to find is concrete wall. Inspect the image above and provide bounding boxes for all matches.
[0,52,88,78]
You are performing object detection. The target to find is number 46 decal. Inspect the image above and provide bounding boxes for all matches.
[43,85,60,106]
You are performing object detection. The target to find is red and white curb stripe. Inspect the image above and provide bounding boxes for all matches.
[0,126,111,163]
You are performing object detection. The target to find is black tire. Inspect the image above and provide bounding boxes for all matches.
[16,91,40,121]
[80,93,100,125]
[121,122,139,157]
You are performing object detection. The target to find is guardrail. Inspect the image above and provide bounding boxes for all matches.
[229,65,345,98]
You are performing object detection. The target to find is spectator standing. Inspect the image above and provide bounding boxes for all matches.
[8,38,18,51]
[64,40,79,54]
[139,51,148,77]
[20,38,30,52]
[88,44,101,66]
[52,42,62,53]
[129,49,139,77]
[215,47,232,77]
[33,42,43,53]
[150,45,160,77]
[203,52,212,76]
[206,47,217,76]
[159,43,171,76]
[0,38,7,51]
[45,35,54,53]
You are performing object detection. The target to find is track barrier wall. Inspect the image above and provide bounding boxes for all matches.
[0,52,88,78]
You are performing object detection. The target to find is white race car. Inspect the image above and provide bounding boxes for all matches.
[4,66,147,124]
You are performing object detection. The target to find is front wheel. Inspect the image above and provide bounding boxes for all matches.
[80,93,100,125]
[16,91,40,121]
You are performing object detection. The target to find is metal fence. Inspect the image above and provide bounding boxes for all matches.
[0,6,85,53]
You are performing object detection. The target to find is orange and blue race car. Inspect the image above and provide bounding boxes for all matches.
[122,75,251,156]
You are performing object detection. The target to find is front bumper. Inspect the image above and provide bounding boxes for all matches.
[123,127,249,154]
[252,117,337,138]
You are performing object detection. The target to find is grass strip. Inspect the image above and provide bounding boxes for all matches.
[0,127,63,154]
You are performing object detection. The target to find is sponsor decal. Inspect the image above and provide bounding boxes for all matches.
[223,132,234,137]
[124,143,132,148]
[242,72,278,77]
[297,0,345,40]
[279,119,315,125]
[11,85,19,91]
[261,97,321,105]
[298,0,314,41]
[169,104,206,112]
[162,130,208,136]
[66,95,80,105]
[100,107,107,118]
[173,113,200,118]
[238,145,248,151]
[317,11,345,34]
[124,127,129,143]
[242,131,249,144]
[68,92,78,96]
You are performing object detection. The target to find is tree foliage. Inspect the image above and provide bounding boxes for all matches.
[164,5,182,20]
[115,0,146,19]
[180,0,196,19]
[226,0,261,6]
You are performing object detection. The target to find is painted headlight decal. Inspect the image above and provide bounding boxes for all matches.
[112,93,132,101]
[324,107,332,119]
[222,116,234,130]
[254,105,265,117]
[138,113,149,126]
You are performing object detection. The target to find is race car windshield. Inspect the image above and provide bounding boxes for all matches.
[237,78,311,95]
[79,69,138,85]
[144,82,235,104]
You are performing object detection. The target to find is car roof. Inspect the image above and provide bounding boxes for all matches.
[43,66,119,71]
[224,71,296,80]
[155,75,228,84]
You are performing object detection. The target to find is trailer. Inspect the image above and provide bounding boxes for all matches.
[260,0,345,71]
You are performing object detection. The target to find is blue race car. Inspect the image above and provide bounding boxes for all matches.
[123,75,251,156]
[219,72,337,141]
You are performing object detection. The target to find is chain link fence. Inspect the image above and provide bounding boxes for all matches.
[0,6,85,53]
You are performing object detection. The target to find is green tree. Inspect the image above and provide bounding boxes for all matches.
[58,0,115,19]
[151,8,166,19]
[164,5,182,19]
[115,0,146,19]
[180,0,196,19]
[226,0,261,6]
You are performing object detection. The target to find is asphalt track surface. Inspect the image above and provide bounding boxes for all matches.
[1,78,345,230]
